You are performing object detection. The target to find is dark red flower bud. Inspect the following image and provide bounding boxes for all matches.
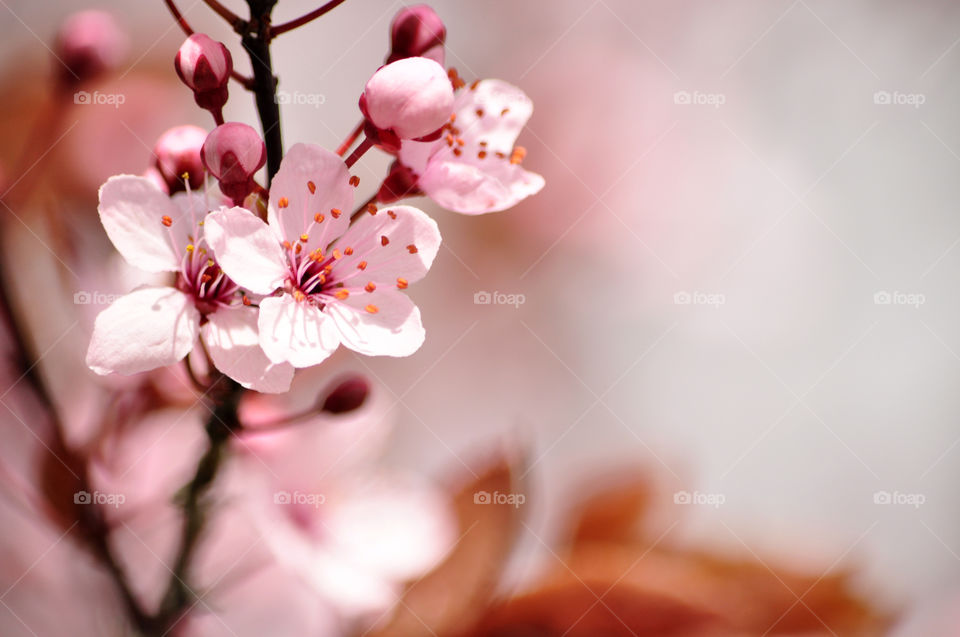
[387,5,446,66]
[320,375,370,414]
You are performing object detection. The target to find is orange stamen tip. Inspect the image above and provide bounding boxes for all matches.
[510,146,527,165]
[343,246,354,256]
[300,234,309,242]
[314,213,325,223]
[332,249,343,260]
[331,208,342,218]
[161,215,173,227]
[387,210,397,219]
[277,197,289,208]
[501,108,510,116]
[478,151,487,159]
[364,282,376,293]
[349,176,360,187]
[365,304,379,314]
[334,289,349,300]
[186,244,194,252]
[242,295,251,306]
[396,277,408,289]
[282,240,292,249]
[470,79,481,90]
[453,148,462,156]
[295,244,302,254]
[357,260,368,270]
[381,235,390,246]
[293,290,306,302]
[367,203,378,215]
[406,244,418,254]
[307,180,316,194]
[475,108,484,117]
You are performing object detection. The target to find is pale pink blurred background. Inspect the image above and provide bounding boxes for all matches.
[2,1,959,633]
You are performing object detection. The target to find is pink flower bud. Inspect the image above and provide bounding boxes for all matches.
[153,125,207,193]
[362,57,454,141]
[54,10,127,84]
[141,166,169,194]
[320,375,370,414]
[201,123,266,201]
[387,5,446,66]
[174,34,232,112]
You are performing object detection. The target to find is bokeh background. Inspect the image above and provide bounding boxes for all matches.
[2,0,959,632]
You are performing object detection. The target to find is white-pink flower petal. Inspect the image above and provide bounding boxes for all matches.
[86,286,200,375]
[204,207,289,295]
[326,289,425,357]
[266,143,353,253]
[332,204,440,286]
[257,295,341,368]
[418,156,545,214]
[98,175,188,272]
[202,306,294,393]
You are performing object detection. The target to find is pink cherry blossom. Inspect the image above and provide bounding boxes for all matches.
[362,57,454,141]
[86,175,293,392]
[204,143,441,369]
[396,78,545,214]
[224,401,455,626]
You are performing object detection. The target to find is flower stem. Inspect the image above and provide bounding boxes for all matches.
[344,135,374,169]
[241,0,283,183]
[270,0,349,39]
[155,376,244,633]
[336,120,365,156]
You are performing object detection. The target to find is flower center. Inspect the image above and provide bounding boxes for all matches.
[176,239,239,315]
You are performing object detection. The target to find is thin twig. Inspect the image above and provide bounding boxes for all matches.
[269,0,349,39]
[201,0,246,31]
[336,120,365,156]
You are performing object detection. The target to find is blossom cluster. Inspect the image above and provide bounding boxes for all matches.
[85,6,544,393]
